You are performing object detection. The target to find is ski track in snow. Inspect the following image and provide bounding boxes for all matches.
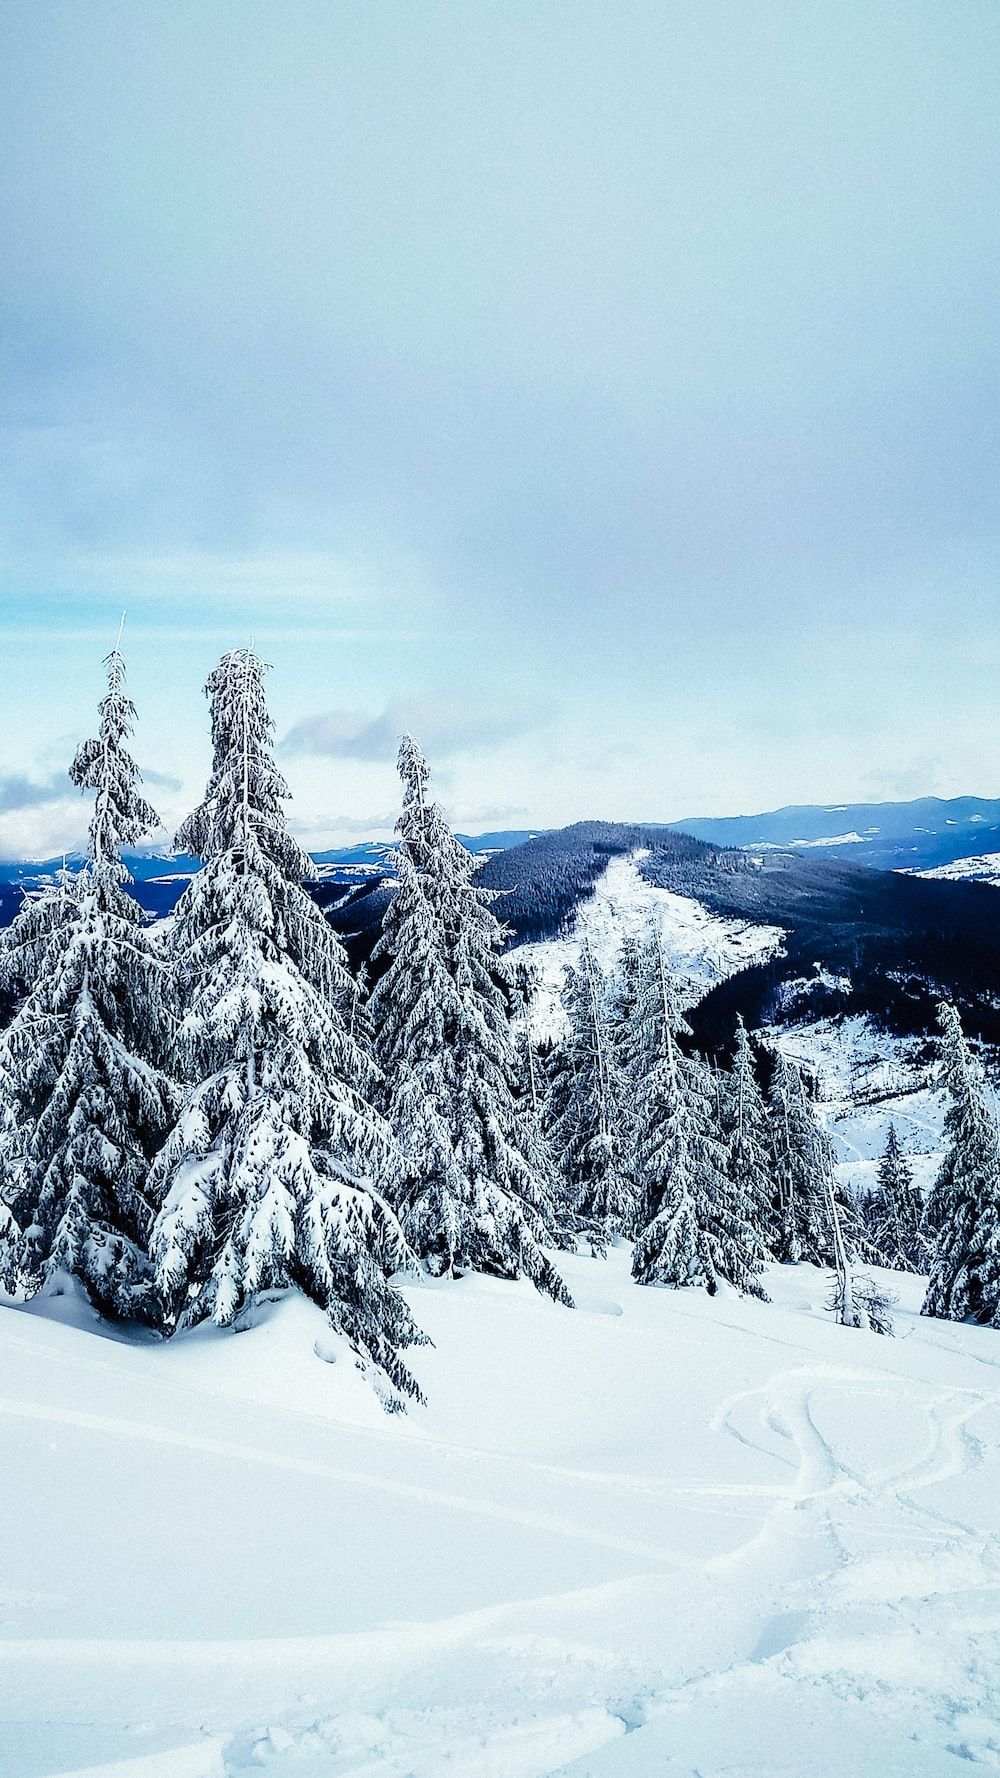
[7,1253,1000,1777]
[0,1395,680,1566]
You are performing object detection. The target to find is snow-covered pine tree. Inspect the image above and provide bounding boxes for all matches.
[148,650,424,1403]
[0,870,76,1294]
[630,935,767,1295]
[0,641,175,1320]
[607,928,643,1070]
[0,1070,26,1289]
[868,1123,927,1272]
[768,1050,848,1266]
[628,937,700,1286]
[922,1002,1000,1325]
[508,960,573,1251]
[348,960,374,1050]
[370,737,569,1301]
[722,1016,776,1259]
[546,937,635,1248]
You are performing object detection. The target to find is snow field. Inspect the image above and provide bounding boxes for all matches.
[767,1012,949,1194]
[5,1247,1000,1777]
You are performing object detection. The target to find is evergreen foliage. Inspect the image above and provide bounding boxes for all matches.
[5,648,993,1389]
[148,650,423,1403]
[508,962,573,1253]
[922,1002,1000,1325]
[607,930,643,1072]
[546,938,635,1247]
[865,1124,928,1272]
[370,736,569,1302]
[722,1017,776,1258]
[768,1051,846,1266]
[0,643,174,1320]
[629,935,767,1295]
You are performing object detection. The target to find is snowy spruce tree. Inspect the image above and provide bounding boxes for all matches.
[722,1016,777,1259]
[546,938,635,1247]
[508,960,573,1251]
[922,1002,1000,1325]
[768,1050,848,1266]
[867,1123,927,1272]
[630,935,767,1296]
[0,641,175,1320]
[607,928,643,1071]
[370,738,568,1300]
[149,650,424,1404]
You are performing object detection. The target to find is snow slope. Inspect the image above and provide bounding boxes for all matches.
[766,1013,949,1198]
[911,852,1000,888]
[6,1250,1000,1778]
[518,851,784,1039]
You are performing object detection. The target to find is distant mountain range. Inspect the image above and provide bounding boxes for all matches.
[3,798,998,894]
[315,815,1000,1050]
[0,832,543,920]
[670,795,1000,872]
[0,830,538,887]
[2,801,1000,1049]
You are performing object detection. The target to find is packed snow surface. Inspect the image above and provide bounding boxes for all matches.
[6,1249,1000,1777]
[519,852,784,1038]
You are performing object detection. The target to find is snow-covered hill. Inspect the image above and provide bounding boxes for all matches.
[767,1013,949,1197]
[5,1251,1000,1778]
[514,851,975,1194]
[518,851,784,1039]
[673,794,1000,872]
[912,852,1000,888]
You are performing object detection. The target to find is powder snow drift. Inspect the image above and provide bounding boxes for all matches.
[4,1250,1000,1778]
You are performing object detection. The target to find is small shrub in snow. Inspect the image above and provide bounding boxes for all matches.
[827,1270,897,1335]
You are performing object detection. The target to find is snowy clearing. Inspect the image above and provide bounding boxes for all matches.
[766,1013,949,1195]
[518,852,784,1039]
[787,830,869,848]
[5,1248,1000,1778]
[910,852,1000,888]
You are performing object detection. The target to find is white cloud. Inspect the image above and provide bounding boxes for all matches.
[0,798,90,863]
[281,691,555,764]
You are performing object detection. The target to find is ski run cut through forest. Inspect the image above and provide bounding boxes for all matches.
[5,646,1000,1777]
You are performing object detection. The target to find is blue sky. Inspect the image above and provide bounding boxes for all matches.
[1,1,999,857]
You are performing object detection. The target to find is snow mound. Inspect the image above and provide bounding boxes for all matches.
[519,851,784,1039]
[7,1246,1000,1777]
